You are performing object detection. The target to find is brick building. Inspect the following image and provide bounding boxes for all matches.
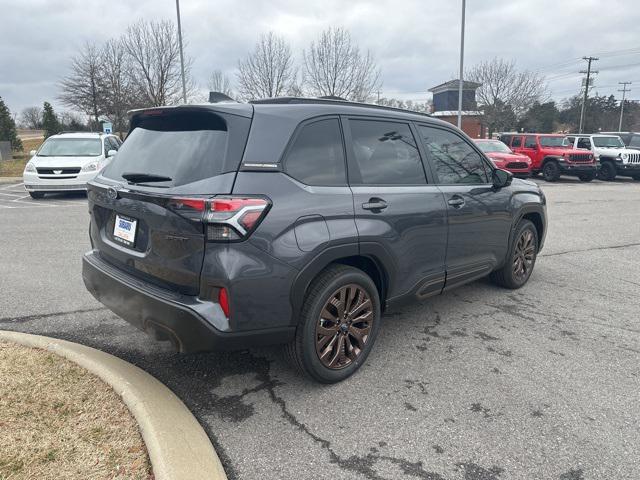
[428,80,486,138]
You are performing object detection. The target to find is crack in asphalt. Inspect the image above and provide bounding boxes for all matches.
[0,307,108,324]
[540,242,640,257]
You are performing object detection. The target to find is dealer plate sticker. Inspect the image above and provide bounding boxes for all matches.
[113,214,137,246]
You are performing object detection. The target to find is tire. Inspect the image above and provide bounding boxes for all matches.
[578,173,595,182]
[542,161,560,182]
[29,191,45,199]
[598,162,617,181]
[285,265,381,383]
[530,171,540,178]
[490,219,539,289]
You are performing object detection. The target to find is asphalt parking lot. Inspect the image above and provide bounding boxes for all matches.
[1,178,639,480]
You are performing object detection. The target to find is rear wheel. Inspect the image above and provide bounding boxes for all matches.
[598,162,617,181]
[542,161,560,182]
[285,265,381,383]
[578,173,595,182]
[490,219,538,289]
[29,191,45,199]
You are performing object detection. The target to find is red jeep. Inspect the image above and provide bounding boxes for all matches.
[499,133,598,182]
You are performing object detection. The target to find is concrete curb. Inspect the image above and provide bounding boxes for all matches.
[0,330,227,480]
[0,177,21,184]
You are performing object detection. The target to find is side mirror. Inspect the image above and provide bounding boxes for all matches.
[107,149,117,158]
[29,150,36,156]
[492,168,513,189]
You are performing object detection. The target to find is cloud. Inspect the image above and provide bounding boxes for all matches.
[1,0,639,115]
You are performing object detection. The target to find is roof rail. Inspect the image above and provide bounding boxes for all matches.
[249,96,432,118]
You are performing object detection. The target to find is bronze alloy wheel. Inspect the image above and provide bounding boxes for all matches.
[315,284,373,369]
[513,229,536,282]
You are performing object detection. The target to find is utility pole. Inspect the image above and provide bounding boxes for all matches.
[376,90,381,104]
[578,56,598,133]
[618,82,632,131]
[457,0,466,129]
[176,0,188,104]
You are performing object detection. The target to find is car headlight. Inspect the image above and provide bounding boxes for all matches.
[24,162,36,173]
[621,152,629,163]
[81,161,100,172]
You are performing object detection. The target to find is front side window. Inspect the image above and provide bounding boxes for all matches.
[418,126,489,185]
[511,136,522,148]
[37,138,102,157]
[284,118,346,186]
[348,120,425,185]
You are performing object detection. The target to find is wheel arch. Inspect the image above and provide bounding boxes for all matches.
[511,206,545,253]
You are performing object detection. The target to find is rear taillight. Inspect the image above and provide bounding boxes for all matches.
[167,195,270,241]
[206,196,270,242]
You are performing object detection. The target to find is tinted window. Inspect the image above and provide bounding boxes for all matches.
[524,136,537,148]
[418,126,489,185]
[284,118,346,186]
[348,120,425,185]
[577,137,591,149]
[512,136,522,147]
[102,110,249,187]
[38,138,102,157]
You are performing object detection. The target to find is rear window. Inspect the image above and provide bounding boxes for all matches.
[102,109,249,187]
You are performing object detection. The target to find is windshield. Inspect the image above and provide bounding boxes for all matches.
[37,138,102,157]
[593,136,625,148]
[539,136,568,148]
[102,110,233,187]
[476,140,512,154]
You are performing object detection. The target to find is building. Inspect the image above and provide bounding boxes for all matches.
[428,80,485,138]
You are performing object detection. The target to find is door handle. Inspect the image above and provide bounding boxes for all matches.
[362,198,388,211]
[447,195,465,208]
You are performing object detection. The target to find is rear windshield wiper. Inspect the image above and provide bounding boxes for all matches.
[122,172,172,184]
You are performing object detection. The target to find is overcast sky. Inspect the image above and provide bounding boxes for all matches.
[2,0,640,117]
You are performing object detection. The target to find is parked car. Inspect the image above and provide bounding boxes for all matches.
[600,131,640,150]
[474,139,532,178]
[499,133,597,182]
[565,134,640,181]
[82,99,547,383]
[23,132,122,198]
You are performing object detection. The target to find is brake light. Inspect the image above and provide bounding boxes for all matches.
[166,197,207,222]
[206,196,270,242]
[218,287,230,317]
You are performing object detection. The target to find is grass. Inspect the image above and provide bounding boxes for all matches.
[0,342,152,480]
[0,137,43,177]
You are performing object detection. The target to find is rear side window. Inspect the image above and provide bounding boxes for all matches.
[348,119,425,185]
[511,136,522,148]
[577,137,591,149]
[629,135,640,148]
[284,118,346,186]
[418,126,489,185]
[102,110,249,187]
[524,136,537,148]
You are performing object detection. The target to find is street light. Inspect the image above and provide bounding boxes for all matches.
[457,0,466,129]
[176,0,187,104]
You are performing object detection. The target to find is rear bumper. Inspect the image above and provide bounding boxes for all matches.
[82,250,294,353]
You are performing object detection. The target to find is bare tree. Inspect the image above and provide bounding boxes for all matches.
[466,57,548,129]
[20,106,43,129]
[101,38,138,134]
[208,69,234,97]
[122,19,194,106]
[237,32,295,100]
[58,41,105,125]
[303,27,381,102]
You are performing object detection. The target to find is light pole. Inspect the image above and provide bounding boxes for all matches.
[618,82,631,131]
[176,0,187,104]
[457,0,466,129]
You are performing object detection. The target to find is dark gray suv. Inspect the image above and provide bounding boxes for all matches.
[82,98,547,383]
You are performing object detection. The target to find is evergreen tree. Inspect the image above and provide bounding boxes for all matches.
[0,96,23,151]
[42,102,61,138]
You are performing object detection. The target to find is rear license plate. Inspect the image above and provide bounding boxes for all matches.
[113,214,137,246]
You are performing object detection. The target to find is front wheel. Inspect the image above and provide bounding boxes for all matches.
[490,219,539,289]
[285,265,381,383]
[542,162,560,182]
[598,162,617,181]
